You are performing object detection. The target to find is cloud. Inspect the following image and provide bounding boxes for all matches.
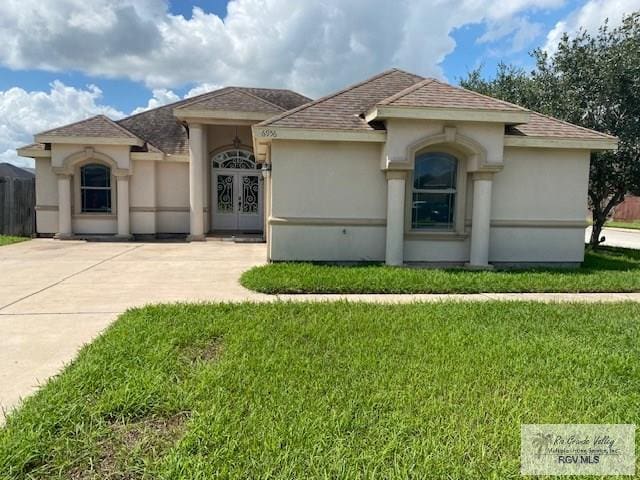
[0,81,123,167]
[544,0,640,52]
[130,88,180,115]
[0,0,566,97]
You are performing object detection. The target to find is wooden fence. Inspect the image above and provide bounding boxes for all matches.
[0,176,36,236]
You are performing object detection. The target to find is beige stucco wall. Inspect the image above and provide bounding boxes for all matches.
[488,147,590,263]
[156,161,190,233]
[130,160,157,234]
[35,158,58,234]
[269,140,386,261]
[268,125,591,264]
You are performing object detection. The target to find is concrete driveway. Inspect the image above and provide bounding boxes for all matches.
[0,239,267,420]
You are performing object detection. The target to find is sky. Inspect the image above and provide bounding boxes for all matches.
[1,0,638,167]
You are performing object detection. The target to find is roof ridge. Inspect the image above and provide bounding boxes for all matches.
[525,110,616,139]
[172,87,237,110]
[431,78,529,112]
[377,78,436,106]
[36,114,102,136]
[259,68,421,127]
[119,87,233,123]
[37,114,139,139]
[232,88,287,112]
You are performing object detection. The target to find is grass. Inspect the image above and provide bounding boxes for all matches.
[608,220,640,230]
[0,235,29,247]
[241,246,640,294]
[1,301,640,478]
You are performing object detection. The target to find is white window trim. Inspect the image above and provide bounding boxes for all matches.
[73,162,117,216]
[404,148,467,237]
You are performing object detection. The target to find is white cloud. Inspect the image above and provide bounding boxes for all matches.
[130,88,180,115]
[544,0,640,52]
[0,0,566,97]
[0,81,123,167]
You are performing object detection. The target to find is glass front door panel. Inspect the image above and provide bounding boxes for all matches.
[217,174,235,213]
[241,175,259,214]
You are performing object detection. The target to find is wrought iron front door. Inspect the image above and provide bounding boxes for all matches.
[211,171,262,231]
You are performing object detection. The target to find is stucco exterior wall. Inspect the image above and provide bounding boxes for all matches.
[269,140,386,261]
[268,133,591,264]
[488,147,590,263]
[130,160,157,234]
[35,158,58,234]
[156,161,190,233]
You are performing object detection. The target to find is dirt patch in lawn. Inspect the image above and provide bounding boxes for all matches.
[181,336,224,364]
[69,413,189,479]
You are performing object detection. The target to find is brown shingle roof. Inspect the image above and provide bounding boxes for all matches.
[261,68,612,142]
[507,112,616,139]
[260,69,423,130]
[119,87,311,155]
[379,78,527,112]
[36,115,140,139]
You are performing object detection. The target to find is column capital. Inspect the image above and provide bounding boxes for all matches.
[386,170,408,181]
[471,171,495,181]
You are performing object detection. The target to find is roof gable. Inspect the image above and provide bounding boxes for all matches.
[378,78,527,112]
[175,88,287,114]
[260,69,424,130]
[36,115,140,141]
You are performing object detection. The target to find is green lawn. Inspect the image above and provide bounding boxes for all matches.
[608,220,640,230]
[241,246,640,294]
[0,235,29,247]
[1,302,639,478]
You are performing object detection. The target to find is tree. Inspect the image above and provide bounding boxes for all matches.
[460,12,640,247]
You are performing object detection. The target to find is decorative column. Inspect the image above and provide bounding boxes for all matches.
[385,170,407,266]
[188,123,205,241]
[468,172,494,268]
[262,164,271,254]
[116,175,132,239]
[55,174,72,239]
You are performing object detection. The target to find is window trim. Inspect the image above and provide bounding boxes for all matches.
[405,147,467,236]
[74,162,117,216]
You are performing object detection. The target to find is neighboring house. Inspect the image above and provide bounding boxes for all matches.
[0,162,35,179]
[18,69,617,267]
[612,196,640,222]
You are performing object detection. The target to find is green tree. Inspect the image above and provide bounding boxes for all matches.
[461,12,640,247]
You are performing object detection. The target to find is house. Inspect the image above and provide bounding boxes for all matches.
[17,69,617,267]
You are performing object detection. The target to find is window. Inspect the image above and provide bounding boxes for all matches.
[411,152,457,230]
[212,149,258,169]
[80,164,111,213]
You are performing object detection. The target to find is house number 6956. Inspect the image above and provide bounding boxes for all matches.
[260,129,278,138]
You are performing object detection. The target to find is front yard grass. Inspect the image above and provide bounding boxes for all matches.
[1,301,639,478]
[0,235,29,247]
[241,246,640,294]
[608,220,640,230]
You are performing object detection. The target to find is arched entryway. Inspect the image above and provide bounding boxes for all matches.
[210,148,263,232]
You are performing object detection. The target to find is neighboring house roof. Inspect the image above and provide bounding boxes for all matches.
[259,69,423,131]
[260,68,613,142]
[119,86,311,156]
[0,162,35,178]
[36,115,140,140]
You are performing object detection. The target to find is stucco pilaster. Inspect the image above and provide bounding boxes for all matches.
[54,174,72,239]
[188,123,205,241]
[385,170,407,266]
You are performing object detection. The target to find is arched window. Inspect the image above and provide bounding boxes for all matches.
[212,149,258,169]
[80,164,111,213]
[411,152,457,230]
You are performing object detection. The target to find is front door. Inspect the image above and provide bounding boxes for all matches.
[211,149,263,232]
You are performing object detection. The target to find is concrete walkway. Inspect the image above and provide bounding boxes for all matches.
[586,226,640,249]
[2,238,640,421]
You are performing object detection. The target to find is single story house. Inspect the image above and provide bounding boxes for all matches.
[18,68,617,267]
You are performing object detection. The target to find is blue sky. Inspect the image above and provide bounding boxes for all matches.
[0,0,638,166]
